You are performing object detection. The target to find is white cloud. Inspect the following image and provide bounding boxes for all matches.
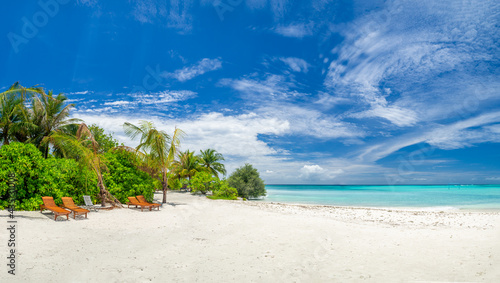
[74,111,289,158]
[220,73,364,140]
[220,74,305,100]
[301,164,324,174]
[96,90,196,109]
[314,92,352,108]
[299,164,346,180]
[104,100,132,106]
[72,109,363,183]
[356,111,500,162]
[324,0,500,127]
[132,90,196,104]
[72,109,498,185]
[273,22,313,38]
[256,103,364,139]
[69,91,90,95]
[279,57,310,73]
[164,58,222,82]
[352,105,418,127]
[65,98,85,103]
[426,112,500,150]
[485,124,500,134]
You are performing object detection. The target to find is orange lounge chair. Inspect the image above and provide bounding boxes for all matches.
[61,197,90,219]
[127,197,153,211]
[136,195,160,211]
[40,197,71,221]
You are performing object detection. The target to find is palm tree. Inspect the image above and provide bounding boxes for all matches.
[174,150,202,181]
[0,82,43,146]
[28,90,81,157]
[123,121,184,203]
[44,123,121,207]
[198,149,226,178]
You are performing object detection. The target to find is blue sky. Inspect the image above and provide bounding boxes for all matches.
[1,0,499,184]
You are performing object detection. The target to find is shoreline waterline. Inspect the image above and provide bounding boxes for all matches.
[261,184,500,210]
[252,199,500,212]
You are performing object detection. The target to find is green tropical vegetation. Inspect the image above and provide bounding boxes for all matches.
[174,150,202,181]
[190,171,238,200]
[103,149,159,204]
[89,124,120,154]
[199,149,226,178]
[0,82,265,211]
[227,164,267,199]
[44,123,122,207]
[0,142,97,210]
[123,121,184,203]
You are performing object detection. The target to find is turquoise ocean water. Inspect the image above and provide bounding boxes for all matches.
[262,185,500,210]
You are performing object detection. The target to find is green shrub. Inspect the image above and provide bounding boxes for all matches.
[168,177,189,191]
[103,149,158,203]
[190,171,216,194]
[0,143,98,210]
[227,163,266,199]
[210,180,238,200]
[190,171,237,200]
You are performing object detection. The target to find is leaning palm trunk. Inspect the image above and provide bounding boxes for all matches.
[96,171,121,207]
[44,123,123,208]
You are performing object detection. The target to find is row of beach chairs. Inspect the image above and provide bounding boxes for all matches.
[40,195,161,220]
[127,196,161,211]
[40,196,92,221]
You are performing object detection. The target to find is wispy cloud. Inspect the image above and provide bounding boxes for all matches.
[256,102,364,139]
[426,112,500,150]
[279,57,310,73]
[131,90,196,104]
[219,73,304,100]
[103,100,132,106]
[314,92,352,108]
[68,90,90,95]
[164,58,222,82]
[273,22,313,38]
[324,0,500,127]
[220,72,364,140]
[356,111,500,163]
[351,105,418,127]
[74,90,196,115]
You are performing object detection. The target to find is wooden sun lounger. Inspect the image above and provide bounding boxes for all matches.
[127,197,153,211]
[40,197,71,221]
[136,195,160,211]
[61,197,90,219]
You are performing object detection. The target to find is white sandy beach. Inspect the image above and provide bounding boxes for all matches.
[1,191,500,282]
